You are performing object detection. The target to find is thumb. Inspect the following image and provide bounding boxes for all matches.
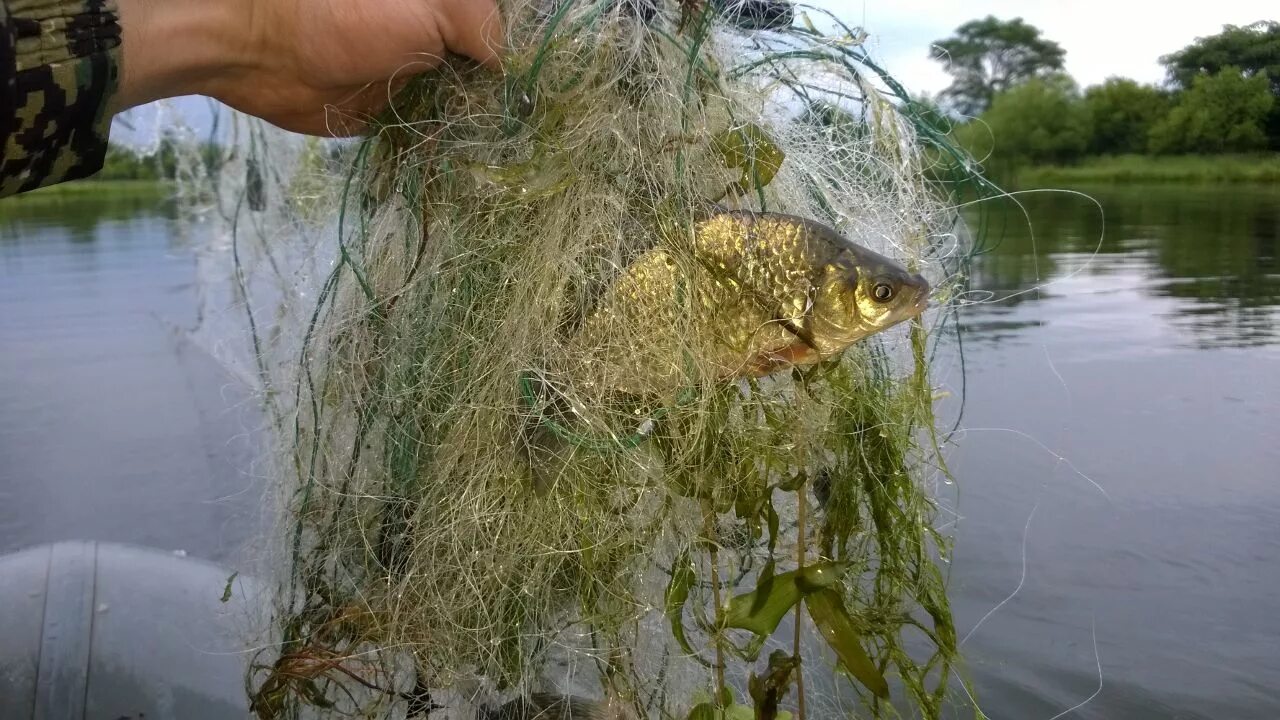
[433,0,505,69]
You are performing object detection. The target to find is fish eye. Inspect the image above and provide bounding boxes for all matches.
[872,282,895,303]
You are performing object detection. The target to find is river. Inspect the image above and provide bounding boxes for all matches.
[0,193,264,564]
[941,184,1280,719]
[1,183,1276,717]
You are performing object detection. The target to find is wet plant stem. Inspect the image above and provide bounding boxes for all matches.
[794,482,807,720]
[701,498,728,705]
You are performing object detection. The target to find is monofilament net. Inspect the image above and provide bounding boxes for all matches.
[177,1,984,717]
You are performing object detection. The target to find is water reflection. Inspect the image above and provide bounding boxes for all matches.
[964,184,1280,348]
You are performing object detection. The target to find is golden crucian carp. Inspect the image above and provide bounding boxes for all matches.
[520,209,930,491]
[570,210,931,396]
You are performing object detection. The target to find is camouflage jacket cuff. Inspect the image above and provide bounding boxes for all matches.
[1,0,122,197]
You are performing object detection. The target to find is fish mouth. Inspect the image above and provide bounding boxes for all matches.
[907,275,931,317]
[912,290,930,315]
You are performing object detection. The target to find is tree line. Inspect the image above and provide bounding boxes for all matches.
[96,137,226,181]
[927,17,1279,172]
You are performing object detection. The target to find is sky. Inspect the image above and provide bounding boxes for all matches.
[812,0,1276,97]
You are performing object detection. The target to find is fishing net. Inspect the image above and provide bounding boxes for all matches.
[173,1,990,717]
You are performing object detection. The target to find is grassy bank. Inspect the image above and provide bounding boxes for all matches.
[1017,154,1280,185]
[2,179,172,202]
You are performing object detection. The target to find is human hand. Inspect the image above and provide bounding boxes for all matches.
[113,0,504,135]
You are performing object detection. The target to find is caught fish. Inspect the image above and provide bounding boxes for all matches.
[479,692,637,720]
[567,210,931,397]
[520,210,930,492]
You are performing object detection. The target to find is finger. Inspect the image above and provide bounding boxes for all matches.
[434,0,506,69]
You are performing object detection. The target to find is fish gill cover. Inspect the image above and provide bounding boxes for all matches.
[178,0,992,717]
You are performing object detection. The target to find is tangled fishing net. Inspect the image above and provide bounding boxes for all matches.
[178,1,986,717]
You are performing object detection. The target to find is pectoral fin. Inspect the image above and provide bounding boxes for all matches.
[744,340,823,377]
[742,303,823,378]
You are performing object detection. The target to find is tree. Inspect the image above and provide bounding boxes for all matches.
[956,74,1088,171]
[1082,79,1171,155]
[1148,69,1275,154]
[931,16,1066,117]
[1161,21,1280,93]
[1161,21,1280,147]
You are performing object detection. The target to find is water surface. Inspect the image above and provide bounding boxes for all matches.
[0,193,263,563]
[942,184,1280,719]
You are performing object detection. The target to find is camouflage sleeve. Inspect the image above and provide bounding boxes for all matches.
[1,0,121,197]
